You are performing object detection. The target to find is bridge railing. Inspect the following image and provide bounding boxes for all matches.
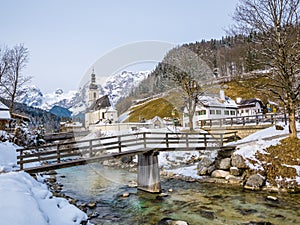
[17,131,237,170]
[199,113,298,128]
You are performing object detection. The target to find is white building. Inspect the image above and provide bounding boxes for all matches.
[0,101,11,129]
[183,91,238,128]
[236,98,265,116]
[85,72,118,128]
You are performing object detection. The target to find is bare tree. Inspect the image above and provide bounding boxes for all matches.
[232,0,300,138]
[0,46,10,82]
[0,44,31,113]
[155,46,213,131]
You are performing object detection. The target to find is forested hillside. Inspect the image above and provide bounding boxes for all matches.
[116,33,268,114]
[0,97,61,132]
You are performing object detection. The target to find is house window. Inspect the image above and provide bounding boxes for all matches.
[102,112,105,119]
[224,110,230,115]
[245,110,249,114]
[216,110,221,115]
[230,110,236,115]
[197,110,206,115]
[210,110,216,115]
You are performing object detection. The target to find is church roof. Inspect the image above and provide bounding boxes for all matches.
[89,95,111,111]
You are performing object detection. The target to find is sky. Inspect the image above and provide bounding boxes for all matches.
[0,0,239,93]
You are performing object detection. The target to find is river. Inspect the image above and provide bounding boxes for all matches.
[56,163,300,225]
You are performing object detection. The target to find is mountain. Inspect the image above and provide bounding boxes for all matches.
[49,106,72,118]
[103,71,150,106]
[19,70,151,116]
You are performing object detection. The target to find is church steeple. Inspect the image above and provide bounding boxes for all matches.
[89,69,98,90]
[88,69,99,107]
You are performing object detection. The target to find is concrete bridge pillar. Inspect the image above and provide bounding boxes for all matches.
[137,150,161,193]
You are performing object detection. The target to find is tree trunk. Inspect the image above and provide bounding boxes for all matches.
[287,100,297,138]
[188,113,194,131]
[187,98,196,131]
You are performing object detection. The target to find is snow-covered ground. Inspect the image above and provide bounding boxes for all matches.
[1,123,300,225]
[0,141,91,225]
[159,124,300,184]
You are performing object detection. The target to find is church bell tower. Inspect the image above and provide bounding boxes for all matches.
[88,69,99,107]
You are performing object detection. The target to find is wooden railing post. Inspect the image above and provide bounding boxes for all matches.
[57,144,61,163]
[89,140,93,157]
[118,136,122,153]
[19,149,24,170]
[143,133,147,148]
[271,114,274,124]
[220,134,224,147]
[204,133,207,147]
[256,115,259,125]
[186,133,189,148]
[166,133,169,148]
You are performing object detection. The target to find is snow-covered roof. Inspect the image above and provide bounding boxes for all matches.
[237,98,264,109]
[0,102,11,120]
[199,95,237,109]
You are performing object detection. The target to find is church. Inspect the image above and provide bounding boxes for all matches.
[85,71,118,128]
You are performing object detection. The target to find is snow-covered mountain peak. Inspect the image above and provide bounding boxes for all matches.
[103,70,150,105]
[20,70,151,116]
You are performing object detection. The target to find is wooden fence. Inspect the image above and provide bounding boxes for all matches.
[199,113,298,128]
[17,131,237,171]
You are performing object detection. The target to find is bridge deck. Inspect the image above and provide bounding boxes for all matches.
[18,132,237,174]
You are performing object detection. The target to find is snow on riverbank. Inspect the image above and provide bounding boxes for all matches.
[0,141,18,172]
[232,124,300,185]
[0,141,90,225]
[2,123,298,225]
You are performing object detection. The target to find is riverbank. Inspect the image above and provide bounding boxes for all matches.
[54,163,300,225]
[1,124,299,225]
[0,141,91,225]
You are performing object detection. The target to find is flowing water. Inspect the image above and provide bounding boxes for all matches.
[56,164,300,225]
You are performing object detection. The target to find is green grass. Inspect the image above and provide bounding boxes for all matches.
[127,97,181,122]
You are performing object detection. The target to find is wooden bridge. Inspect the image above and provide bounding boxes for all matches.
[199,113,292,128]
[17,131,236,193]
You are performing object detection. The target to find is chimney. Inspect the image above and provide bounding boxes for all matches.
[220,90,225,101]
[236,97,242,104]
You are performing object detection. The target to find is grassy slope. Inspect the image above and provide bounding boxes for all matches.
[256,137,300,190]
[127,90,184,122]
[222,78,271,104]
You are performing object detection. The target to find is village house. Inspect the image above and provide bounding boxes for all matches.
[236,98,265,116]
[0,101,11,130]
[183,90,238,128]
[85,72,118,128]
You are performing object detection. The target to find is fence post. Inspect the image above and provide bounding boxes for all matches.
[143,133,147,148]
[118,136,122,153]
[89,140,93,157]
[19,149,23,170]
[166,133,169,148]
[220,134,224,147]
[256,115,259,125]
[242,117,245,126]
[186,133,189,148]
[271,114,274,124]
[204,133,207,147]
[57,144,61,163]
